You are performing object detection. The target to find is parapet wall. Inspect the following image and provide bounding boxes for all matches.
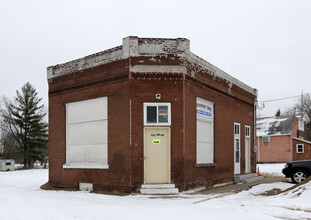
[47,36,257,96]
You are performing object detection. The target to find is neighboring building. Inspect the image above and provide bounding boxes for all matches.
[47,36,258,193]
[256,115,311,163]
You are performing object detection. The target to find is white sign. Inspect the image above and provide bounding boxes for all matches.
[196,99,213,122]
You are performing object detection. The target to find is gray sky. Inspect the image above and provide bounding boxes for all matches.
[1,0,310,117]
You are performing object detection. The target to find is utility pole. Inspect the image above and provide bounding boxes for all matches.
[301,91,304,117]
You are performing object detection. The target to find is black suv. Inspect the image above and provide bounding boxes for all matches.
[282,160,311,183]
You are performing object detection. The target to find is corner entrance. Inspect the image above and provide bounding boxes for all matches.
[144,127,170,184]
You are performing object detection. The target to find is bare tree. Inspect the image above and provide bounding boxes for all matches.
[295,93,311,141]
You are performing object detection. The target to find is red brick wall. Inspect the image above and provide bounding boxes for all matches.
[293,139,311,161]
[129,78,184,190]
[49,61,132,192]
[48,55,257,192]
[183,80,256,189]
[257,135,293,163]
[291,116,308,139]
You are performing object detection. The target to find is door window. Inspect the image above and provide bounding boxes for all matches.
[235,139,240,162]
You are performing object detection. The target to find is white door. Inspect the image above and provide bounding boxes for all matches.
[245,126,251,173]
[144,127,170,184]
[234,123,241,174]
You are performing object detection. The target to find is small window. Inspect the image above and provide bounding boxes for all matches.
[234,123,240,135]
[144,103,171,125]
[245,126,250,137]
[262,136,271,143]
[5,162,11,166]
[297,144,304,153]
[298,119,304,131]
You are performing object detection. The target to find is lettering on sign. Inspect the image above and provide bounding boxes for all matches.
[150,133,165,137]
[153,139,160,144]
[158,109,167,116]
[197,100,213,122]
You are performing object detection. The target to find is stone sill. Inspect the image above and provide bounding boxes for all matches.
[63,164,109,169]
[196,163,216,168]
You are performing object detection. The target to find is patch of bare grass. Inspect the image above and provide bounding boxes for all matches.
[40,182,78,191]
[259,188,283,196]
[281,176,311,194]
[260,176,311,196]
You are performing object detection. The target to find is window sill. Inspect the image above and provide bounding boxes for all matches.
[63,164,109,169]
[196,163,216,168]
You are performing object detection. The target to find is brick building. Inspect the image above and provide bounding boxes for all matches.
[47,36,258,193]
[256,115,311,163]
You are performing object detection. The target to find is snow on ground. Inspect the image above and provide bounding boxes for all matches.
[256,163,286,176]
[0,165,310,220]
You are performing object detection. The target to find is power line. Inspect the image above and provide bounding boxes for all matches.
[261,92,311,103]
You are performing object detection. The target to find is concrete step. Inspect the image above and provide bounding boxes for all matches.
[140,188,179,195]
[141,184,176,189]
[140,184,179,195]
[234,173,259,183]
[241,175,264,184]
[234,173,264,183]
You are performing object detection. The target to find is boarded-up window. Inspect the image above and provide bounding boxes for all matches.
[196,97,214,164]
[65,97,108,168]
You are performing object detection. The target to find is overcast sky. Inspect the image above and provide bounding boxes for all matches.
[1,0,310,117]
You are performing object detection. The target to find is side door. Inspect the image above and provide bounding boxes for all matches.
[234,123,241,174]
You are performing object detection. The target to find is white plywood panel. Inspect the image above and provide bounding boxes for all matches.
[86,144,108,164]
[196,142,213,164]
[197,120,212,142]
[67,120,107,145]
[67,97,107,123]
[68,145,86,164]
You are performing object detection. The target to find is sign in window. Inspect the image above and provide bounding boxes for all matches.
[144,103,171,126]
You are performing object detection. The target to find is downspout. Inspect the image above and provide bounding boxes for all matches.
[257,136,260,162]
[129,97,132,189]
[129,48,132,190]
[254,89,258,172]
[182,68,186,187]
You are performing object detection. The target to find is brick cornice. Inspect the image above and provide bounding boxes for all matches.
[49,73,128,96]
[185,74,255,107]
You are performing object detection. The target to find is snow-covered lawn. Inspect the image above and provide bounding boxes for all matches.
[1,165,311,220]
[257,163,286,176]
